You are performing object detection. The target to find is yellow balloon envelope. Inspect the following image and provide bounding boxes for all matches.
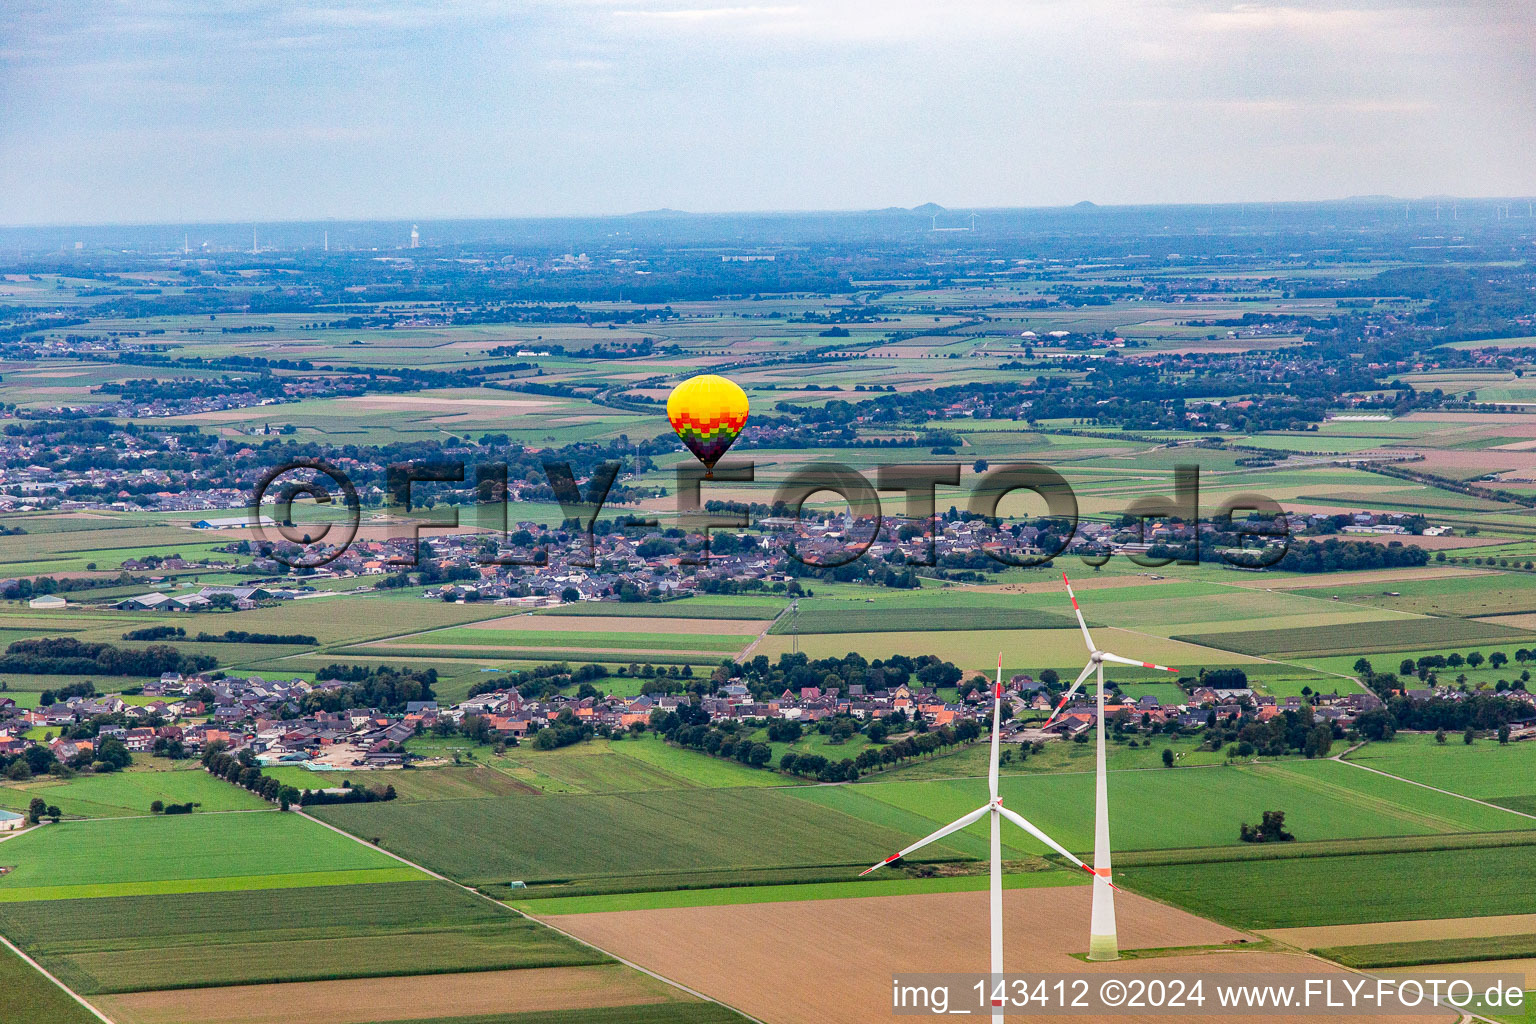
[667,374,749,474]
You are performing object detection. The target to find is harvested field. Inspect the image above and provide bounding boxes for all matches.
[546,887,1453,1024]
[1263,913,1536,951]
[467,614,764,635]
[93,964,686,1024]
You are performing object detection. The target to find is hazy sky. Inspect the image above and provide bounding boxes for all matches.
[3,0,1533,225]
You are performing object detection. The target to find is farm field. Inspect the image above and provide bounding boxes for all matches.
[804,757,1528,859]
[1262,912,1536,950]
[0,764,271,819]
[400,734,789,794]
[311,786,973,890]
[510,868,1086,915]
[0,812,424,901]
[402,626,749,654]
[256,764,527,801]
[1176,615,1536,657]
[544,887,1459,1024]
[0,939,101,1024]
[539,600,782,619]
[93,964,719,1024]
[752,625,1258,673]
[767,603,1080,634]
[1313,934,1536,969]
[1127,843,1536,928]
[0,880,605,994]
[1342,735,1536,806]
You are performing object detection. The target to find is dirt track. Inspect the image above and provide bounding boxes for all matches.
[548,887,1457,1024]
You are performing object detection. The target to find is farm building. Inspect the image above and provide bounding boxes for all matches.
[27,594,67,609]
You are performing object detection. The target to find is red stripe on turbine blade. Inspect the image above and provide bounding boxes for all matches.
[885,854,899,863]
[1080,864,1096,876]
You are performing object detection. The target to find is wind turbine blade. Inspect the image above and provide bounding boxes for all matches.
[858,803,990,876]
[1100,651,1177,673]
[1061,572,1096,653]
[997,804,1096,877]
[989,653,1002,802]
[1042,660,1096,728]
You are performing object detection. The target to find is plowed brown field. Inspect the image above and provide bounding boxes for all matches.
[548,887,1457,1024]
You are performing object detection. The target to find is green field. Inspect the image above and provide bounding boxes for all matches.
[0,940,101,1024]
[418,627,748,653]
[0,766,270,819]
[1177,615,1536,657]
[769,604,1081,634]
[0,880,605,994]
[1128,843,1536,928]
[312,786,971,889]
[257,764,526,801]
[1315,933,1536,969]
[0,811,424,901]
[799,758,1528,859]
[405,734,791,795]
[1342,735,1536,806]
[540,601,781,620]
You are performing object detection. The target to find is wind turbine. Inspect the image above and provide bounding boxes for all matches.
[861,655,1100,1020]
[1043,573,1178,961]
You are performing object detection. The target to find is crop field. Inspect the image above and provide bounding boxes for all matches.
[1315,933,1536,969]
[753,625,1255,673]
[0,880,605,994]
[471,614,765,636]
[311,787,971,890]
[767,604,1079,634]
[0,939,101,1024]
[539,600,782,619]
[257,764,527,801]
[0,765,271,819]
[796,758,1528,860]
[409,626,749,654]
[0,812,424,901]
[400,735,787,794]
[1176,615,1536,657]
[1128,843,1536,928]
[1341,736,1536,806]
[1319,574,1536,616]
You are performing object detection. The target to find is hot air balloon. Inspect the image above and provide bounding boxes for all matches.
[667,374,748,478]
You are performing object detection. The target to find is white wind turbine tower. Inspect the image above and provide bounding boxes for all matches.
[1043,573,1178,960]
[862,655,1100,1020]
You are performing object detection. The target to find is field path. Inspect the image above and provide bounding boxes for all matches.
[297,811,765,1023]
[0,931,117,1024]
[737,603,789,663]
[1333,745,1536,822]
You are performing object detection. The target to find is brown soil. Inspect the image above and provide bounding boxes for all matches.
[94,965,683,1024]
[546,887,1456,1024]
